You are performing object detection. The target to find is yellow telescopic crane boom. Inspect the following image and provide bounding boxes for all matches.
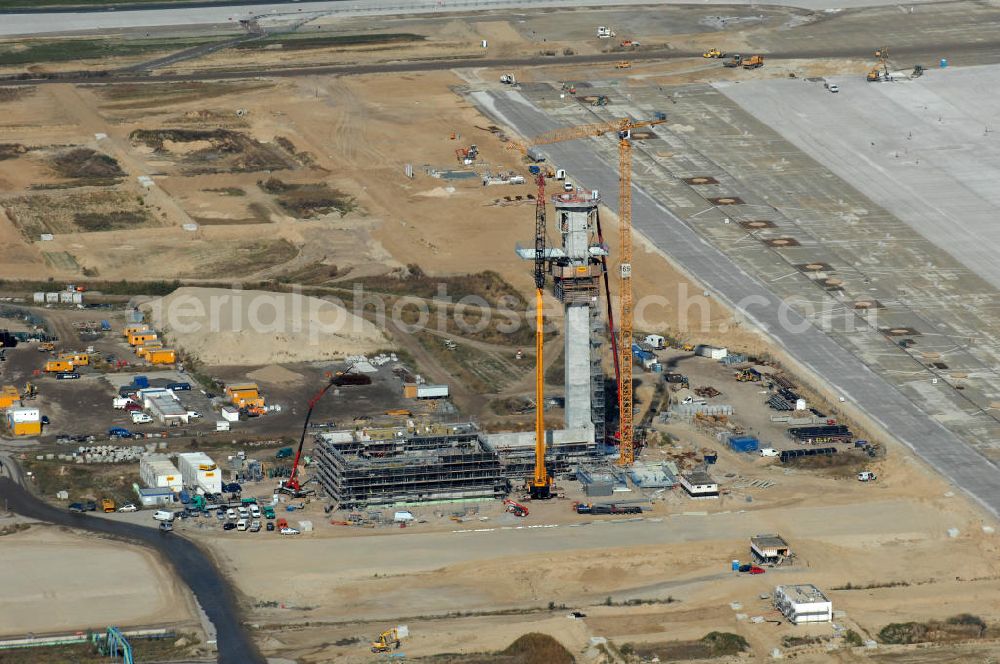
[508,114,666,467]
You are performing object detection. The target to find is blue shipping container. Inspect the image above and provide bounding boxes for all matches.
[728,435,759,453]
[134,375,149,389]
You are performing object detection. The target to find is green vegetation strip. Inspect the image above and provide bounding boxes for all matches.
[236,33,426,51]
[0,37,227,66]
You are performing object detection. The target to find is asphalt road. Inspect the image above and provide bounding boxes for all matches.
[0,0,958,36]
[0,469,265,664]
[472,89,1000,519]
[6,36,1000,87]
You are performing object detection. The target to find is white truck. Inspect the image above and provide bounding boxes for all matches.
[131,411,153,424]
[597,26,615,38]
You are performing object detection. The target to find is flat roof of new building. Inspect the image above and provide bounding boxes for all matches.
[683,470,716,485]
[752,534,789,549]
[137,486,174,496]
[147,393,187,417]
[142,457,180,474]
[778,584,829,604]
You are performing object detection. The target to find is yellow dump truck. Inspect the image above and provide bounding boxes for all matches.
[148,349,177,365]
[44,360,74,373]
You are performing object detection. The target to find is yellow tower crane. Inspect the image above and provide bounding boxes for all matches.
[508,114,667,467]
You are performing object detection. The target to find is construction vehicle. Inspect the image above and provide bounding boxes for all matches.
[508,114,668,467]
[620,39,640,49]
[703,48,725,58]
[615,60,632,69]
[278,378,337,497]
[868,46,890,82]
[528,173,553,498]
[597,26,615,38]
[561,82,577,95]
[101,498,116,513]
[455,144,478,164]
[21,382,36,400]
[742,55,764,69]
[504,499,529,517]
[592,95,610,107]
[682,343,695,352]
[912,64,925,77]
[735,368,761,382]
[37,342,55,352]
[371,626,408,653]
[723,54,743,68]
[500,73,516,85]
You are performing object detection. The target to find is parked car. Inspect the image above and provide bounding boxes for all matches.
[117,503,137,513]
[237,507,249,519]
[828,84,840,93]
[84,501,97,512]
[236,519,248,531]
[280,527,300,536]
[223,522,236,531]
[249,505,261,519]
[153,510,174,522]
[759,448,779,457]
[124,402,142,412]
[858,471,877,482]
[250,520,261,532]
[131,412,153,424]
[108,427,133,439]
[167,382,192,391]
[266,522,275,532]
[188,411,203,419]
[226,508,237,519]
[749,565,766,575]
[68,502,86,513]
[159,522,173,533]
[40,415,50,426]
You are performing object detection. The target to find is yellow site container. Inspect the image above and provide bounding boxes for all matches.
[225,383,259,397]
[136,342,163,357]
[148,349,176,365]
[0,385,20,409]
[123,324,148,338]
[12,421,41,436]
[403,383,418,399]
[128,332,157,347]
[45,360,74,373]
[60,353,89,366]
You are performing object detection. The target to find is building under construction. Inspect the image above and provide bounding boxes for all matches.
[313,429,507,508]
[313,426,600,507]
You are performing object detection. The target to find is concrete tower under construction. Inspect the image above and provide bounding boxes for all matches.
[519,186,608,442]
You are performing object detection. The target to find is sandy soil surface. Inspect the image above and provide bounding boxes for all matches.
[141,287,387,365]
[0,525,197,636]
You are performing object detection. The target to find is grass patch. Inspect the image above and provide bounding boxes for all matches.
[129,128,295,175]
[0,142,27,160]
[202,186,245,196]
[94,81,271,109]
[879,614,991,644]
[414,331,522,394]
[0,36,225,66]
[238,32,426,51]
[0,631,199,664]
[625,631,748,661]
[74,210,147,232]
[5,189,154,237]
[195,239,298,278]
[832,580,910,591]
[349,264,527,309]
[50,147,125,185]
[259,177,355,218]
[0,86,32,102]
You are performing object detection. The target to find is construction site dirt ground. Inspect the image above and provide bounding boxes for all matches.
[0,523,199,637]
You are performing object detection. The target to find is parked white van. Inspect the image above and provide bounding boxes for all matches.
[759,448,779,457]
[153,510,174,522]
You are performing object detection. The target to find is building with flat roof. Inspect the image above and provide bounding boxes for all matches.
[774,584,832,625]
[679,470,719,498]
[139,455,182,491]
[142,390,189,425]
[751,534,791,565]
[135,486,176,507]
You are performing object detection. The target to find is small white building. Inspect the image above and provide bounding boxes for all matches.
[220,406,240,422]
[774,584,832,625]
[140,455,182,491]
[143,391,189,425]
[177,452,223,494]
[136,486,175,507]
[695,345,728,360]
[679,470,719,498]
[643,334,665,349]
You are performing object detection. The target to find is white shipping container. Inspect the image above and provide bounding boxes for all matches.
[32,292,45,303]
[71,292,83,304]
[416,384,449,399]
[220,406,240,422]
[45,292,59,303]
[58,292,73,303]
[139,455,182,491]
[8,407,40,423]
[216,420,230,432]
[695,345,728,360]
[177,452,222,494]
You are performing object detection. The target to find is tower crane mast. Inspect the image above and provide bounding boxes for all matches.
[508,114,666,467]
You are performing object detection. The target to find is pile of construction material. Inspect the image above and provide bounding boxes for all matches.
[52,444,151,464]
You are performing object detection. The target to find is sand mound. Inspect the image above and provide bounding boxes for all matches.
[142,287,387,366]
[247,364,304,385]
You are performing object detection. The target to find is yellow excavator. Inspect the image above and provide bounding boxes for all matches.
[703,48,724,58]
[371,626,408,653]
